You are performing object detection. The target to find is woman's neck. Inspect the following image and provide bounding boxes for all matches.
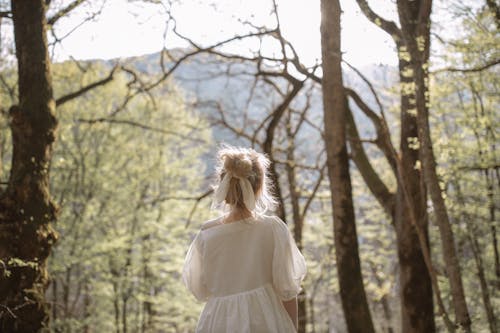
[224,208,253,223]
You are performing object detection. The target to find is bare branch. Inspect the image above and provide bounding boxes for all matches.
[0,303,17,319]
[345,88,398,173]
[145,192,212,206]
[0,11,12,19]
[300,163,327,221]
[0,73,16,103]
[47,0,86,26]
[271,0,288,70]
[291,85,314,137]
[171,16,277,57]
[346,103,395,216]
[355,0,402,41]
[344,88,379,124]
[184,190,213,228]
[56,65,117,107]
[76,117,207,144]
[432,58,500,74]
[343,60,385,115]
[199,100,256,142]
[458,164,500,172]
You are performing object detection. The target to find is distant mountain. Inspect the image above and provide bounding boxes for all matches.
[109,50,398,150]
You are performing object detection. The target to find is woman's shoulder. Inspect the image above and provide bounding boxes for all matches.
[256,214,286,228]
[198,214,284,233]
[200,217,224,231]
[257,214,283,223]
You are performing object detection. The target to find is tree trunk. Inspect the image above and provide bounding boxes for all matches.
[352,1,439,331]
[456,181,498,333]
[285,113,307,333]
[262,79,303,222]
[83,279,91,333]
[486,169,500,287]
[369,262,394,333]
[344,14,436,331]
[0,1,58,332]
[395,46,435,333]
[320,1,375,332]
[398,1,471,330]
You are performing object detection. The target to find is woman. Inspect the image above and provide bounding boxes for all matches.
[183,145,306,332]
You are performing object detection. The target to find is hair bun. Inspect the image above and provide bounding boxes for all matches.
[223,153,253,179]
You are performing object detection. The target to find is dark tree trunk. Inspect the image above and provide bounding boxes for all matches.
[285,114,307,333]
[0,1,58,332]
[262,79,303,222]
[353,1,437,331]
[398,1,471,330]
[320,1,375,332]
[395,46,435,333]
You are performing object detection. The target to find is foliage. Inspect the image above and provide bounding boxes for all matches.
[431,4,500,330]
[46,61,212,332]
[0,0,497,332]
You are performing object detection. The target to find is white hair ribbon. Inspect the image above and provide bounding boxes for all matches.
[212,172,256,211]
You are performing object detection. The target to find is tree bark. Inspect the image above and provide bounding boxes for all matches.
[398,1,471,330]
[320,1,375,332]
[395,42,436,333]
[262,79,303,222]
[0,1,58,332]
[454,179,497,333]
[353,1,438,331]
[285,112,307,333]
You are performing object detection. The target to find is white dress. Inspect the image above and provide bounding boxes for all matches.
[182,215,307,333]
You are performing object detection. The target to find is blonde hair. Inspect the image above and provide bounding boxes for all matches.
[214,145,277,213]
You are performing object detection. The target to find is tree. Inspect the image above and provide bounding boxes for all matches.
[0,2,58,331]
[431,4,499,330]
[320,1,375,332]
[0,2,118,330]
[46,60,212,332]
[398,1,471,331]
[355,1,473,331]
[353,1,435,331]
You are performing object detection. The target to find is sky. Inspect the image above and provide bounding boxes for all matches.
[51,0,399,67]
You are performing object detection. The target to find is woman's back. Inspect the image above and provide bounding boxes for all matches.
[183,214,306,332]
[201,216,274,297]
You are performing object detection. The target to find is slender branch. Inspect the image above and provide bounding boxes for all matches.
[76,118,207,144]
[432,58,500,73]
[56,65,117,107]
[0,304,17,319]
[185,190,213,228]
[263,79,303,154]
[0,11,12,19]
[300,163,327,221]
[355,0,401,41]
[0,73,16,102]
[458,164,500,172]
[345,88,398,173]
[346,103,396,216]
[145,193,212,206]
[47,0,86,26]
[342,60,385,115]
[292,86,313,137]
[206,101,256,143]
[259,78,304,222]
[171,15,277,56]
[271,0,288,70]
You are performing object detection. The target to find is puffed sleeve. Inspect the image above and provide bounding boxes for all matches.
[271,217,307,301]
[182,232,210,301]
